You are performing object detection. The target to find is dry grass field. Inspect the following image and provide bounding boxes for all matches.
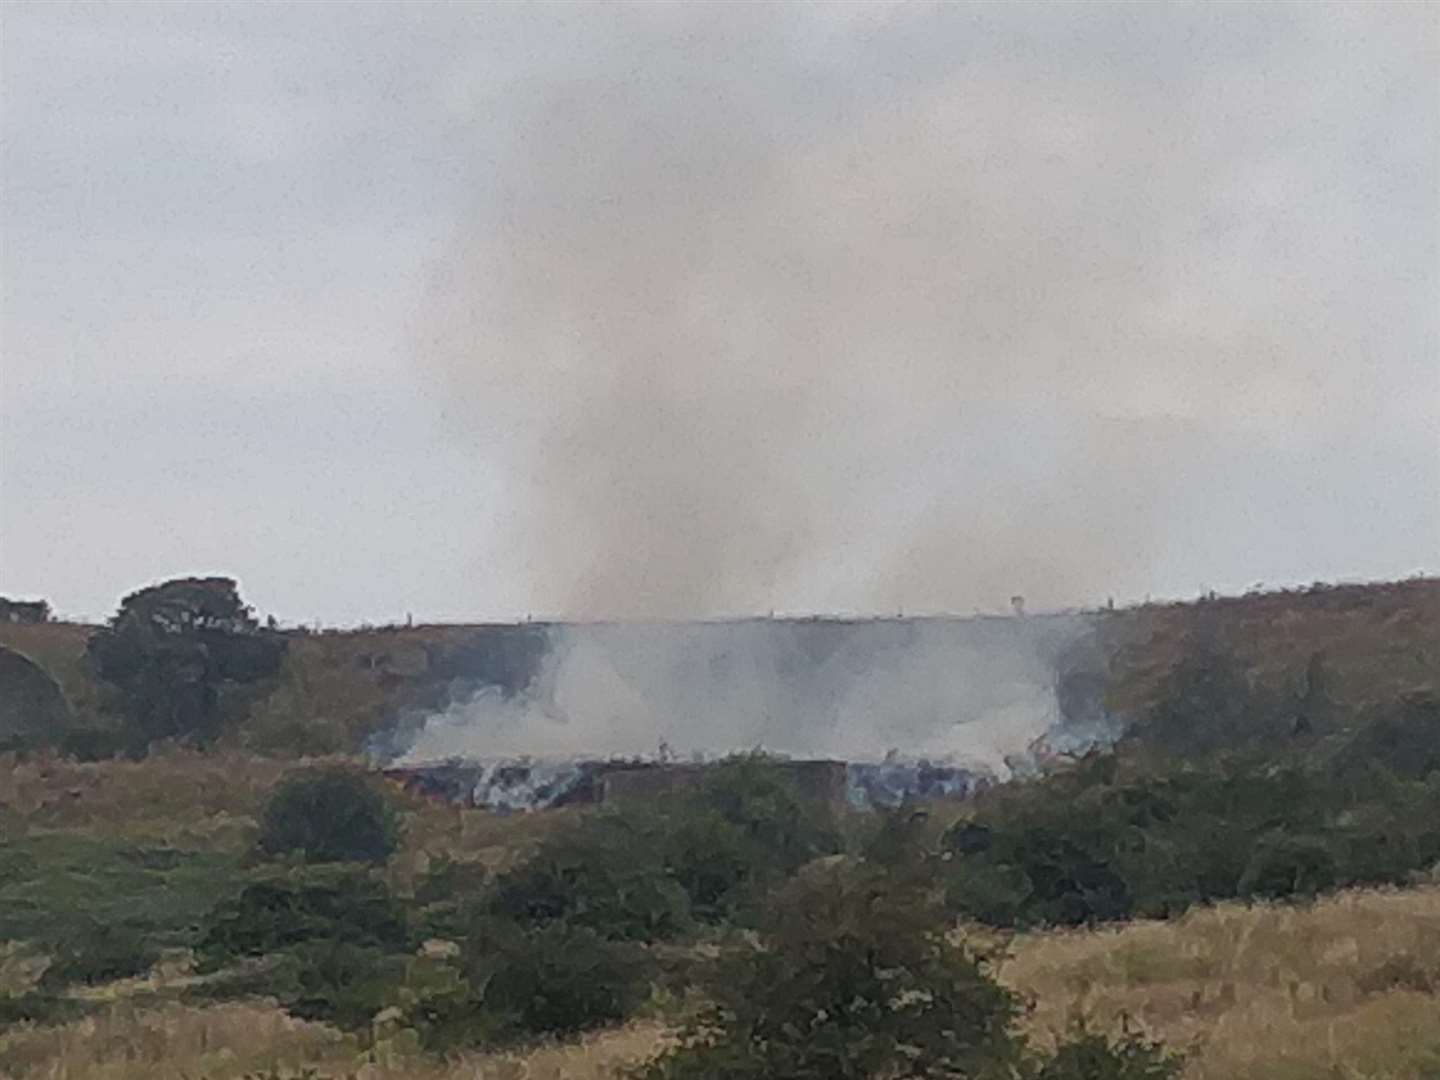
[1,884,1437,1079]
[0,749,314,849]
[1002,884,1440,1079]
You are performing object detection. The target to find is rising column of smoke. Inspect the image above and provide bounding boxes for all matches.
[403,3,1427,763]
[405,1,1435,620]
[413,4,1239,619]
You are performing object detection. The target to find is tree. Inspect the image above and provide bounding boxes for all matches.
[257,767,400,864]
[636,857,1025,1080]
[87,577,285,753]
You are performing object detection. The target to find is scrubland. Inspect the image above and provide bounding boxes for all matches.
[0,882,1436,1079]
[3,579,1439,1078]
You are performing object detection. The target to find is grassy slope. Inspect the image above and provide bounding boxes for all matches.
[2,745,1438,1077]
[1,579,1437,1077]
[0,623,103,725]
[1002,884,1440,1079]
[3,578,1436,754]
[1099,577,1440,722]
[0,885,1435,1079]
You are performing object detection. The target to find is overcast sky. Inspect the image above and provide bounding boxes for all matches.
[2,1,1436,625]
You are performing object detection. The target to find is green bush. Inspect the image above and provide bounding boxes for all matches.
[485,755,844,943]
[413,855,491,941]
[940,737,1440,927]
[463,918,651,1040]
[1236,834,1337,900]
[1334,694,1440,783]
[635,857,1024,1080]
[38,917,160,987]
[196,867,410,971]
[267,940,408,1030]
[257,768,398,865]
[1035,1027,1184,1080]
[656,754,843,921]
[0,992,89,1028]
[485,813,692,942]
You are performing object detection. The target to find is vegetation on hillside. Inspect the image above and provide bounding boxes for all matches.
[944,699,1440,928]
[0,576,1438,1077]
[85,578,287,756]
[2,576,1435,762]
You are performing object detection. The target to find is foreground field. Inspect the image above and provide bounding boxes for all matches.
[2,884,1437,1079]
[1004,884,1440,1079]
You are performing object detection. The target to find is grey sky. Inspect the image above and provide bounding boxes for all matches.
[2,1,1435,624]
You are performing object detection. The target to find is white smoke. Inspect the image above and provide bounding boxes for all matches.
[396,613,1097,775]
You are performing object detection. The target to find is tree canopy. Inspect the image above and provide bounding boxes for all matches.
[87,576,286,753]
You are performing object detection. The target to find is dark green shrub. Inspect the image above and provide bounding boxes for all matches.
[38,917,160,987]
[941,806,1135,928]
[486,755,844,943]
[268,940,408,1030]
[941,735,1440,928]
[944,860,1033,927]
[655,754,843,922]
[0,992,88,1028]
[1237,834,1337,900]
[464,918,651,1040]
[413,855,491,941]
[196,867,409,971]
[1126,635,1257,756]
[636,857,1025,1080]
[399,963,504,1052]
[486,813,692,942]
[1335,694,1440,783]
[257,768,398,865]
[1035,1027,1184,1079]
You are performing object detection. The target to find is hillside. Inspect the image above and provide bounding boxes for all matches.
[1099,577,1440,724]
[2,577,1435,760]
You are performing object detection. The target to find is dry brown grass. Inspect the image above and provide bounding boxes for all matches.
[1102,577,1440,720]
[0,1000,667,1080]
[4,886,1438,1078]
[389,799,585,888]
[1001,884,1440,1079]
[0,749,307,848]
[0,746,582,879]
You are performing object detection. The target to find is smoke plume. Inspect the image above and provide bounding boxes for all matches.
[396,614,1104,775]
[416,3,1431,620]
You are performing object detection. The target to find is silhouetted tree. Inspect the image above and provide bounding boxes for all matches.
[87,577,285,753]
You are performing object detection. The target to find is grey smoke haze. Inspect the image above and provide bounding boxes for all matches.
[399,615,1096,773]
[1,2,1435,622]
[420,1,1439,619]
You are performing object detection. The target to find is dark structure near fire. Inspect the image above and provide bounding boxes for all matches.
[384,759,853,811]
[383,756,988,812]
[372,611,1100,811]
